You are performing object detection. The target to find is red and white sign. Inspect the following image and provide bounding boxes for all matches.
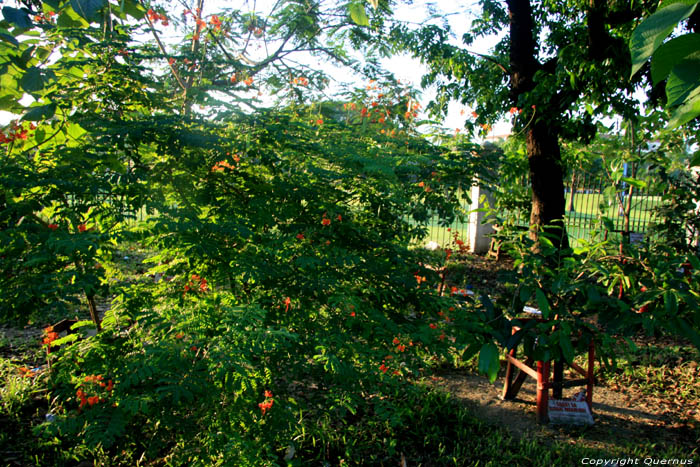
[548,393,594,425]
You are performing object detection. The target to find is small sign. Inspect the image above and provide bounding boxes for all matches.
[548,398,594,425]
[522,306,541,315]
[629,232,645,245]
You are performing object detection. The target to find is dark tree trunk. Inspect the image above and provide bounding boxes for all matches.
[507,0,570,250]
[527,122,570,249]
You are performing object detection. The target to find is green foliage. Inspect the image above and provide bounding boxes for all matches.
[630,0,700,127]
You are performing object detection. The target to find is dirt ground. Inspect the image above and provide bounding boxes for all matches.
[432,369,698,453]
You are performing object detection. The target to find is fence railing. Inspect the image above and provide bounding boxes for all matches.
[418,172,661,249]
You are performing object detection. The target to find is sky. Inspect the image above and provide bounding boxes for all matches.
[1,0,511,135]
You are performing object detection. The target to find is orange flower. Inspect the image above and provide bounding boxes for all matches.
[42,331,58,345]
[175,332,184,339]
[244,77,254,86]
[417,181,424,187]
[336,214,342,222]
[379,363,388,373]
[77,223,87,232]
[316,118,324,125]
[360,107,368,117]
[264,390,273,398]
[284,297,291,312]
[321,218,331,226]
[471,110,478,118]
[258,399,274,415]
[87,396,99,406]
[508,107,519,115]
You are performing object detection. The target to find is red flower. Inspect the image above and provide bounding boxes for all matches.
[191,345,198,352]
[42,331,58,345]
[360,107,368,117]
[175,332,184,339]
[284,297,291,312]
[48,223,58,230]
[379,363,388,373]
[321,218,331,226]
[350,311,356,317]
[316,119,324,125]
[336,214,342,222]
[264,390,273,398]
[168,57,176,66]
[258,398,274,415]
[296,233,305,240]
[77,223,87,233]
[429,323,437,330]
[636,304,650,314]
[392,337,400,345]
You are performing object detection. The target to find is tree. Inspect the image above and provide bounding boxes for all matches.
[385,0,656,249]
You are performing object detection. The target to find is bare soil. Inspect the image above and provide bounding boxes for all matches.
[432,369,698,453]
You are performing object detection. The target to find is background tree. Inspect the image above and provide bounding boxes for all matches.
[383,0,657,249]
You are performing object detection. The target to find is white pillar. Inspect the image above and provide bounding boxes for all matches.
[468,185,496,254]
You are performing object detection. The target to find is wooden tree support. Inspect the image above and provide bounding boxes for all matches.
[501,323,595,424]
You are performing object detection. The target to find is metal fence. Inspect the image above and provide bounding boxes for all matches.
[418,172,661,249]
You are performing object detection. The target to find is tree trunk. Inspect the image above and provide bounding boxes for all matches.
[527,121,570,250]
[508,0,570,250]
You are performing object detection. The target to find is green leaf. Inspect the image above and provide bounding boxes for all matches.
[690,150,700,166]
[0,94,20,111]
[478,342,500,383]
[57,8,89,28]
[348,2,370,27]
[667,86,700,127]
[535,288,552,318]
[22,102,56,121]
[20,66,55,93]
[629,1,699,77]
[0,32,19,46]
[620,177,647,189]
[664,290,679,315]
[70,0,107,23]
[558,329,574,364]
[666,57,700,106]
[121,0,146,20]
[2,6,32,29]
[651,34,700,84]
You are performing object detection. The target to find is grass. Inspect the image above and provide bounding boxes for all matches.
[413,191,662,248]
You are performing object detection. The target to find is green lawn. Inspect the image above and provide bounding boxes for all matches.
[412,191,662,248]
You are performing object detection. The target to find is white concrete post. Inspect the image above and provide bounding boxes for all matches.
[468,185,496,254]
